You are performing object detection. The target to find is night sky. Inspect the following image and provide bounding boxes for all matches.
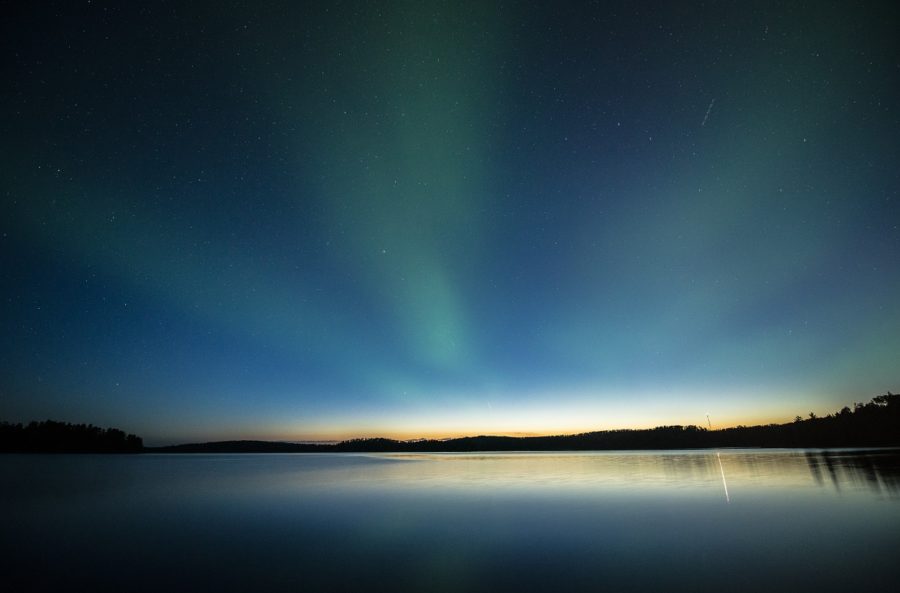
[2,2,898,445]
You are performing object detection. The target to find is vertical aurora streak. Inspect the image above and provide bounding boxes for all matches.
[1,1,898,444]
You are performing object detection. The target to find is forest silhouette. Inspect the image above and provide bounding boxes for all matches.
[2,392,897,453]
[0,420,143,453]
[152,392,899,453]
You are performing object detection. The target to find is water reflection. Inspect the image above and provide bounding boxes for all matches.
[805,449,900,496]
[716,451,730,502]
[363,449,900,500]
[2,450,899,593]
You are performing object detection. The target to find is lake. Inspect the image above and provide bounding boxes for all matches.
[2,449,899,592]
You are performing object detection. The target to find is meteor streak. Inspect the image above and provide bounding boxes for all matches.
[701,98,716,126]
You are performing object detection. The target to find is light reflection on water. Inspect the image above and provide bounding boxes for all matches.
[2,449,899,592]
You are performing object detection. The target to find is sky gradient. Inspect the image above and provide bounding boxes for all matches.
[2,1,898,445]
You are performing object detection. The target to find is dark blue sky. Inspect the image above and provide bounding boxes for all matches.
[2,1,898,444]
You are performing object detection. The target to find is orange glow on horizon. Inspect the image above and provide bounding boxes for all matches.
[148,387,839,446]
[254,410,795,443]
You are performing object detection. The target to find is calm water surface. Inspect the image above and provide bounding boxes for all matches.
[3,449,899,592]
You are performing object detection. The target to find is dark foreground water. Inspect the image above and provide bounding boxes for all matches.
[2,449,899,592]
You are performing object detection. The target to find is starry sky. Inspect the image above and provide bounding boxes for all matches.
[2,1,898,445]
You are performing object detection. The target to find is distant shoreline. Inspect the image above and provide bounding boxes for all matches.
[144,443,900,455]
[4,392,898,454]
[143,391,900,453]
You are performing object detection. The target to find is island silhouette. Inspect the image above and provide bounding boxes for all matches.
[2,392,897,453]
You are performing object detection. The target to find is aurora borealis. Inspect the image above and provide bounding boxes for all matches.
[2,2,898,445]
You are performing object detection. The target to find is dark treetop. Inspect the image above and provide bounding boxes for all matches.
[0,420,143,453]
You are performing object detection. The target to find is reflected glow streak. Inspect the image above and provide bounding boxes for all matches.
[717,451,731,503]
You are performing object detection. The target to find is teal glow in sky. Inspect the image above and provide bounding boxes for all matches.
[2,2,898,444]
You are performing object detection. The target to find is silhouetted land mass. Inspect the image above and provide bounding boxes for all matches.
[0,420,143,453]
[3,393,896,453]
[150,392,900,453]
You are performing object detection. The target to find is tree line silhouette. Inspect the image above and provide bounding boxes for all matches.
[0,420,143,453]
[2,392,896,453]
[151,391,900,453]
